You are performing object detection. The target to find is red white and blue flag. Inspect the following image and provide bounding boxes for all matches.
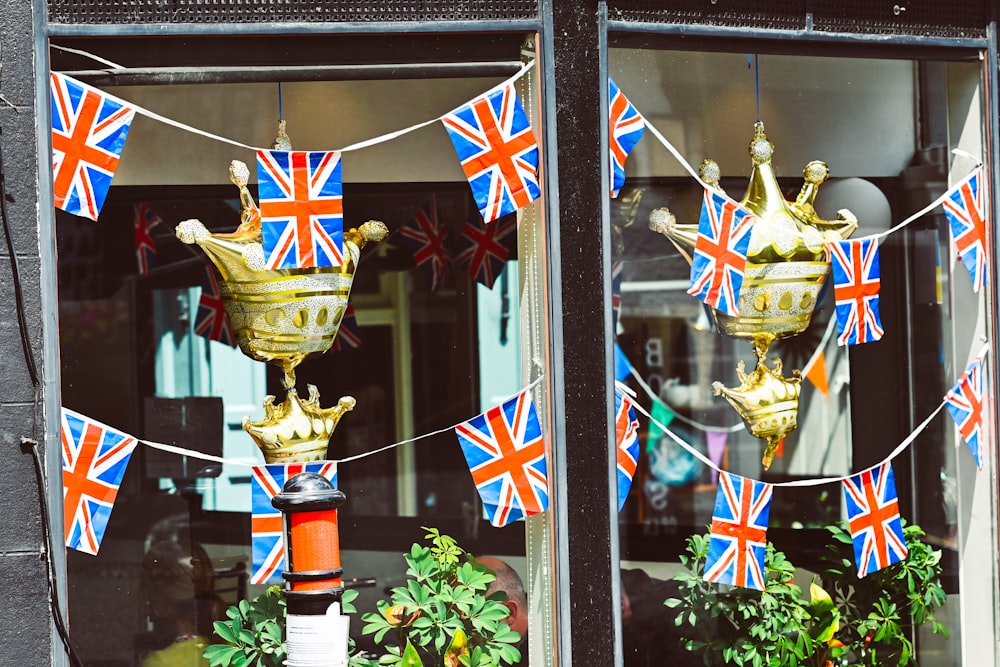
[942,168,988,293]
[251,461,337,585]
[456,210,518,289]
[609,78,645,198]
[843,463,907,577]
[455,388,547,527]
[50,73,136,221]
[827,237,884,346]
[442,84,540,224]
[331,304,362,352]
[400,196,451,290]
[195,266,236,347]
[946,357,985,469]
[688,189,755,316]
[615,388,640,512]
[61,408,138,555]
[133,203,162,275]
[258,149,344,270]
[704,472,772,591]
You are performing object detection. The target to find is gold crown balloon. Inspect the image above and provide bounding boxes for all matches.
[176,141,387,463]
[649,122,857,469]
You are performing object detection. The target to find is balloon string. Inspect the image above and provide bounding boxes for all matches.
[754,54,761,122]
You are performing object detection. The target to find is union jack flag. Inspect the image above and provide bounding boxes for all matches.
[133,203,162,275]
[442,84,540,223]
[455,388,547,527]
[827,237,884,346]
[611,260,623,337]
[946,357,985,469]
[251,461,338,585]
[50,72,136,221]
[400,196,450,290]
[688,189,755,316]
[843,463,907,577]
[61,408,138,555]
[609,78,645,198]
[456,210,517,288]
[195,266,236,347]
[615,389,640,512]
[330,304,362,352]
[942,168,988,293]
[258,149,344,270]
[704,472,772,591]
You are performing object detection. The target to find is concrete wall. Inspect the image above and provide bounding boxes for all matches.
[0,1,57,664]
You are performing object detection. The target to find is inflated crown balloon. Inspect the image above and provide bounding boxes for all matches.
[176,135,386,463]
[649,122,857,468]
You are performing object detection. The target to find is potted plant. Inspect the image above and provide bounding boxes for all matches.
[664,521,949,667]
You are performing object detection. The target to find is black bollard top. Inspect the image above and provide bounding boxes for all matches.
[271,471,345,512]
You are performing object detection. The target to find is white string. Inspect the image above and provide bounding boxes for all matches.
[51,44,125,69]
[642,116,709,187]
[627,361,745,434]
[140,438,255,467]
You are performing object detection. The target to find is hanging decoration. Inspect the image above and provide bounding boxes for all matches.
[456,210,518,288]
[842,463,907,577]
[945,356,985,469]
[614,388,640,512]
[649,122,859,469]
[454,388,548,527]
[400,195,451,290]
[194,265,237,348]
[133,203,161,275]
[827,237,884,346]
[608,77,646,198]
[50,72,136,221]
[942,167,988,292]
[250,461,337,585]
[441,83,541,223]
[704,471,773,591]
[61,408,138,555]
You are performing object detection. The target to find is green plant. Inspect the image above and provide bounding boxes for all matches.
[664,521,949,667]
[203,584,358,667]
[359,527,522,667]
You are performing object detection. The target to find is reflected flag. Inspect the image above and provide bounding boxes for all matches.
[331,304,362,352]
[251,461,337,585]
[612,260,623,337]
[456,210,517,288]
[615,389,640,511]
[455,388,547,527]
[133,203,162,275]
[704,472,772,590]
[609,78,645,198]
[258,149,344,269]
[843,463,907,577]
[945,356,985,469]
[401,196,451,290]
[61,408,138,555]
[827,237,884,346]
[442,84,540,223]
[195,266,236,347]
[942,168,988,293]
[51,72,136,221]
[688,189,755,316]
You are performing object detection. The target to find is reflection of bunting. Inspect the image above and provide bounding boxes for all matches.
[251,462,337,585]
[611,260,623,337]
[828,237,884,346]
[258,149,344,270]
[945,357,985,469]
[843,463,907,577]
[195,267,236,348]
[609,78,645,198]
[613,342,633,383]
[706,431,727,485]
[400,196,450,290]
[614,390,640,512]
[133,203,162,275]
[330,305,362,352]
[942,168,988,293]
[688,189,754,316]
[803,350,829,398]
[442,84,540,223]
[51,73,136,221]
[455,389,547,527]
[456,211,517,289]
[704,472,772,591]
[61,408,138,555]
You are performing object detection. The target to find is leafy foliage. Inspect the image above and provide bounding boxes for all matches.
[664,522,949,667]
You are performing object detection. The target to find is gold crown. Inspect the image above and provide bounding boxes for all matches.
[243,385,356,464]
